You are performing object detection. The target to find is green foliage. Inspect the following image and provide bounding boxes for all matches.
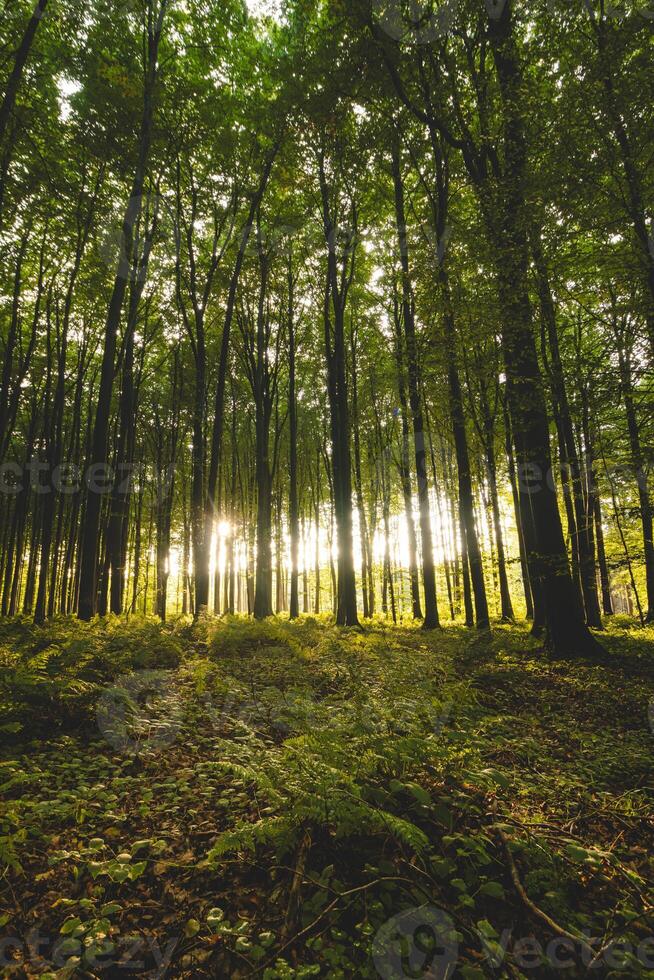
[209,615,305,661]
[0,616,182,735]
[1,617,653,977]
[203,618,464,862]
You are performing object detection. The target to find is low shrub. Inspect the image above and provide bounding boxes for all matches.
[0,617,183,739]
[209,616,305,661]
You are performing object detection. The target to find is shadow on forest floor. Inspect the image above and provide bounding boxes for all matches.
[1,614,653,978]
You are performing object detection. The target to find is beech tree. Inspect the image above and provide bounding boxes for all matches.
[0,0,651,653]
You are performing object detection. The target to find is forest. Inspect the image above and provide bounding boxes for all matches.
[0,0,653,976]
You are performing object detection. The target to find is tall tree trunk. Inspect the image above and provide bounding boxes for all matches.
[392,290,422,620]
[593,492,613,617]
[532,227,602,628]
[313,451,321,615]
[317,154,359,627]
[288,255,300,619]
[442,286,489,629]
[252,240,274,620]
[0,0,49,145]
[502,397,535,620]
[485,429,514,621]
[390,135,439,628]
[350,325,371,618]
[204,147,280,614]
[487,1,602,656]
[615,342,654,622]
[589,10,654,363]
[77,0,167,620]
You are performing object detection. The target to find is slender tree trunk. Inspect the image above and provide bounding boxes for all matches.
[288,256,300,619]
[593,488,613,617]
[204,147,280,614]
[350,327,371,618]
[502,397,535,620]
[313,453,321,615]
[131,482,144,614]
[392,292,422,619]
[485,433,514,621]
[390,135,439,628]
[616,344,654,622]
[590,11,654,363]
[0,0,49,145]
[22,496,42,615]
[442,287,489,629]
[317,157,359,627]
[77,0,167,620]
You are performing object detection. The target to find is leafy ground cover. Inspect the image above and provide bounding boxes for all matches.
[1,616,653,978]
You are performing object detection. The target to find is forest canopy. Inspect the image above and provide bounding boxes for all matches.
[0,0,653,654]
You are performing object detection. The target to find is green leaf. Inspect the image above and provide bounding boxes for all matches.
[476,919,499,939]
[60,917,83,935]
[100,902,122,916]
[406,782,431,805]
[479,881,505,899]
[207,907,225,930]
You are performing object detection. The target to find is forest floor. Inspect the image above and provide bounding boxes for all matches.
[1,615,653,979]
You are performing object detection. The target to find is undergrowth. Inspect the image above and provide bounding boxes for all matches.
[0,616,183,737]
[0,616,652,978]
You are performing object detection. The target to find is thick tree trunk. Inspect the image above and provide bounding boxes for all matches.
[488,1,602,656]
[532,228,602,628]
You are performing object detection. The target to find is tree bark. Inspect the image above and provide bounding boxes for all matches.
[77,0,167,620]
[487,1,602,656]
[317,152,359,627]
[390,135,439,628]
[0,0,49,145]
[288,254,300,619]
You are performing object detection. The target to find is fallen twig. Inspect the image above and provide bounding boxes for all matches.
[280,828,312,943]
[492,822,596,963]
